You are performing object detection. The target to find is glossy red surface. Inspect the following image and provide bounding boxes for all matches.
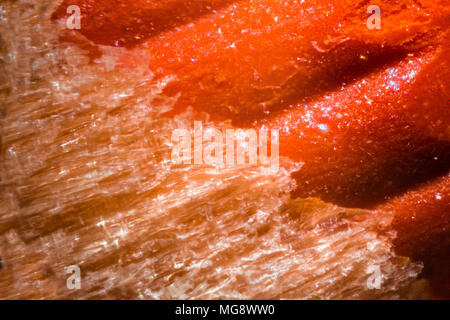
[264,44,450,208]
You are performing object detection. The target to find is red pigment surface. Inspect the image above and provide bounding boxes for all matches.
[52,0,238,47]
[263,44,450,208]
[379,175,450,298]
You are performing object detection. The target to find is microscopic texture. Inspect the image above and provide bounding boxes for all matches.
[0,0,449,299]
